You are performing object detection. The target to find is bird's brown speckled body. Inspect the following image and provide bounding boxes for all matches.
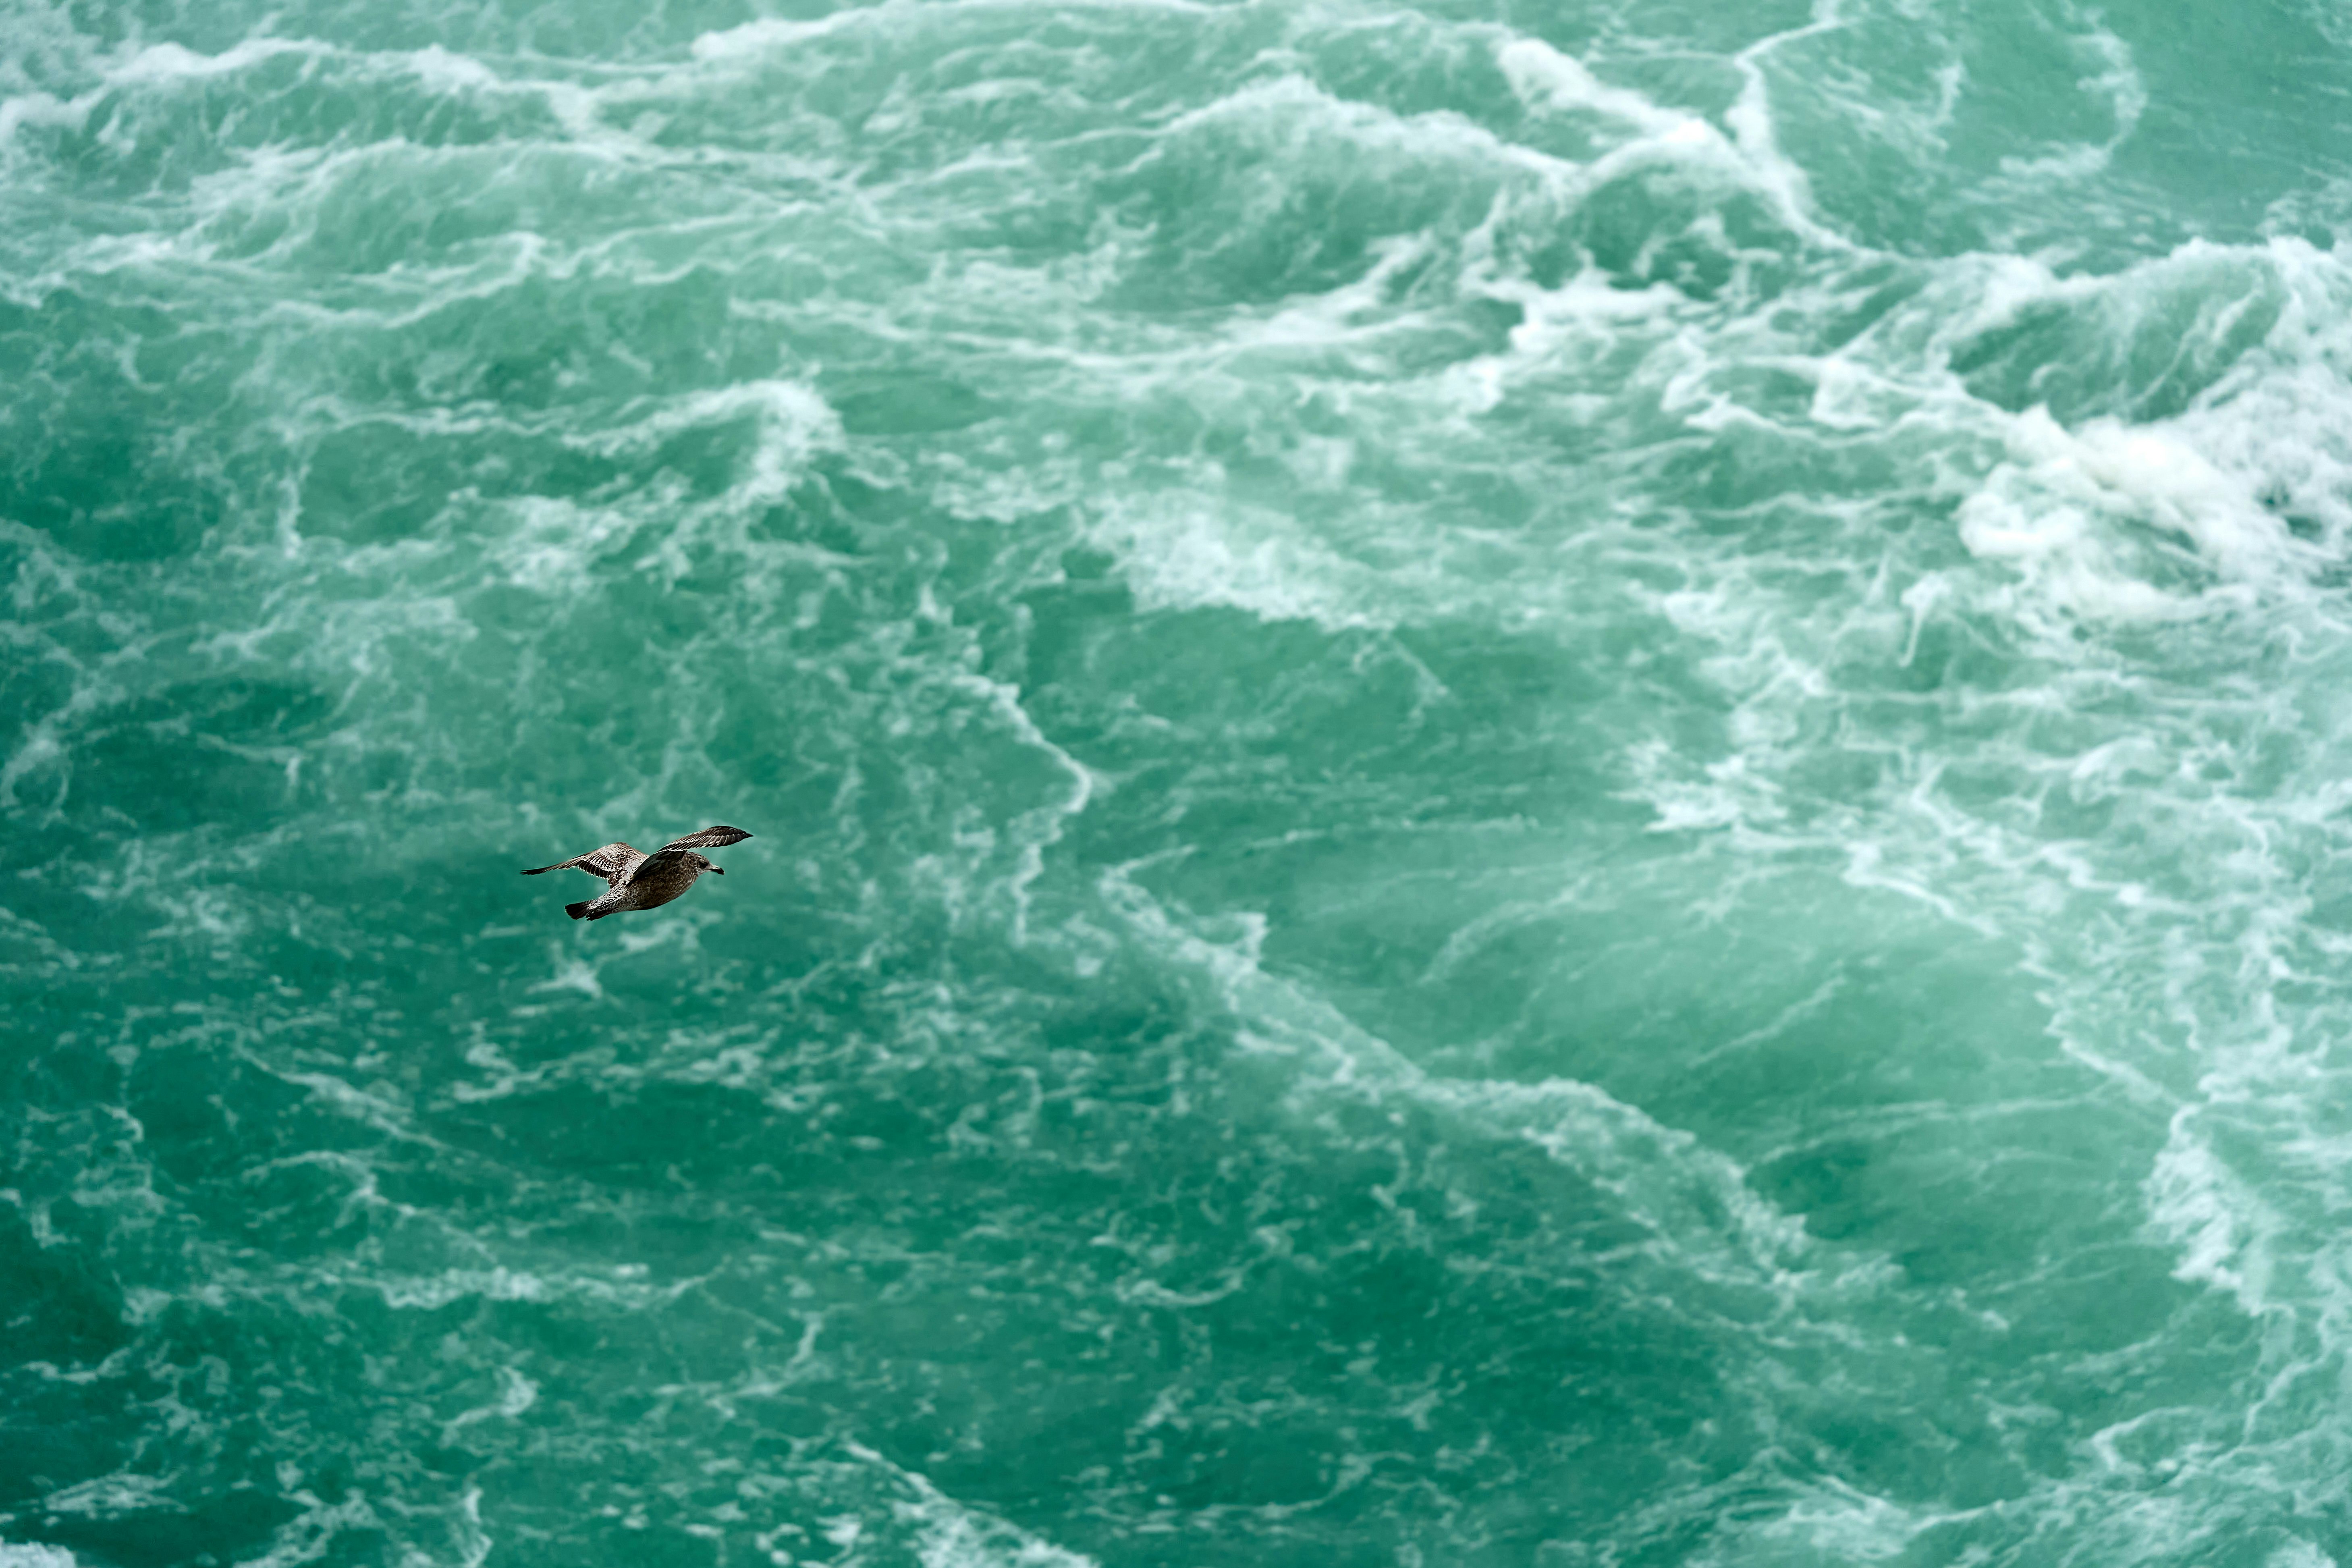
[520,826,752,920]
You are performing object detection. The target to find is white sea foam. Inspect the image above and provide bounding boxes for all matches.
[1987,18,2145,184]
[1100,866,1813,1292]
[0,1544,79,1568]
[1084,493,1395,631]
[37,1473,181,1520]
[0,89,83,158]
[1722,3,1853,247]
[1692,1476,1921,1566]
[688,0,1214,69]
[441,1367,540,1441]
[1495,37,1709,141]
[2145,1111,2284,1314]
[579,380,843,503]
[838,1440,1100,1568]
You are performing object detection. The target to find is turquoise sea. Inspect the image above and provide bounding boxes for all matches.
[10,0,2352,1562]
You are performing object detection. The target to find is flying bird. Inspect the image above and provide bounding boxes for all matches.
[521,825,753,920]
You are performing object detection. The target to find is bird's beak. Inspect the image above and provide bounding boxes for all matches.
[712,867,724,874]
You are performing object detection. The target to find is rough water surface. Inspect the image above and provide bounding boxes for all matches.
[10,0,2352,1563]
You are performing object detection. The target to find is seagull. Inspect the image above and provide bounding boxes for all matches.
[521,826,753,921]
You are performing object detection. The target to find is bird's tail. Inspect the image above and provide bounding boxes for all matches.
[565,900,595,920]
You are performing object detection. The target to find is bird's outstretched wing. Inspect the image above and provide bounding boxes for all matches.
[520,842,646,882]
[653,825,753,855]
[619,827,753,889]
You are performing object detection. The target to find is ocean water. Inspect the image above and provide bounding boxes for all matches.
[8,0,2352,1562]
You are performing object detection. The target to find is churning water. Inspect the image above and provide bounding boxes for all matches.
[10,0,2352,1563]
